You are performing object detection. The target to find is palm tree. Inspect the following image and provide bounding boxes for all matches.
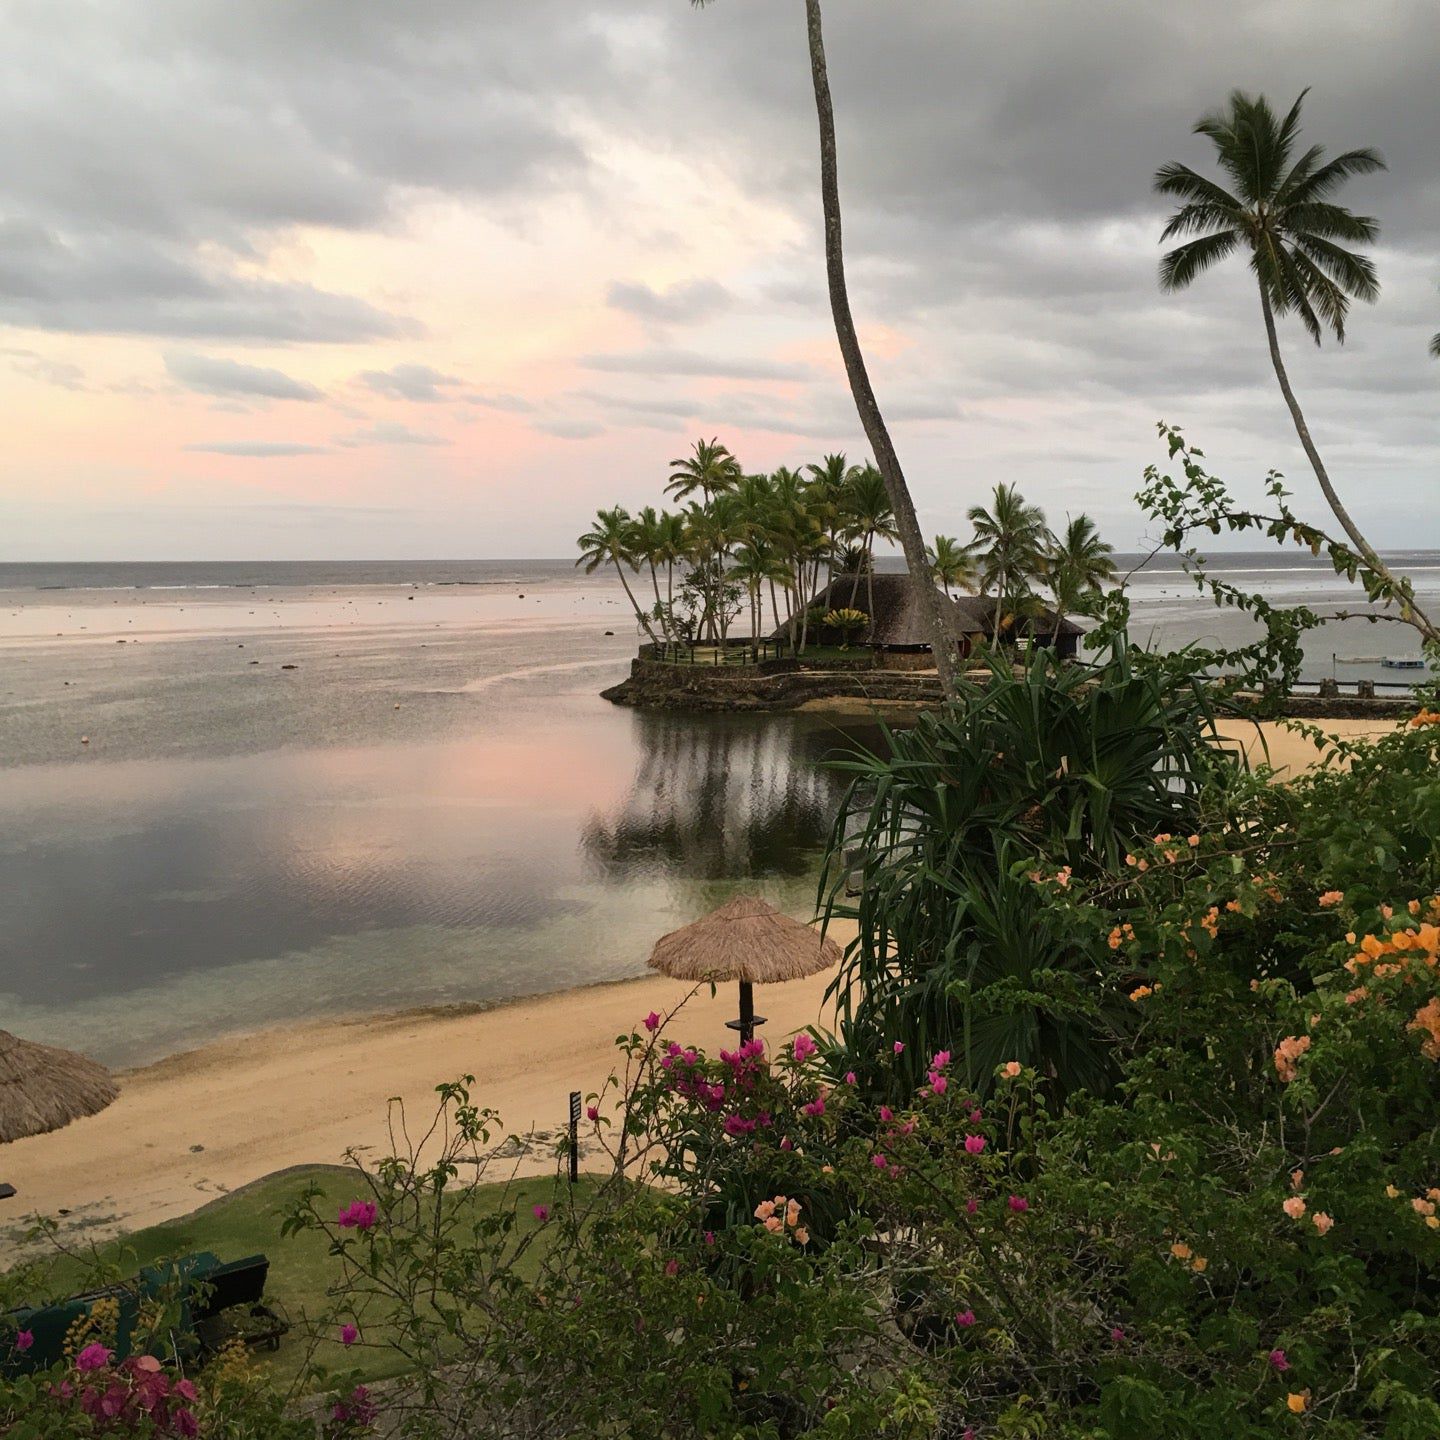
[1154,90,1435,642]
[1045,514,1115,633]
[630,506,670,634]
[665,437,742,505]
[729,541,792,659]
[689,0,960,697]
[839,462,897,638]
[967,484,1049,643]
[575,507,656,640]
[927,535,979,597]
[805,452,856,590]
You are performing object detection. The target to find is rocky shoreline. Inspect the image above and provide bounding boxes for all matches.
[600,656,1421,720]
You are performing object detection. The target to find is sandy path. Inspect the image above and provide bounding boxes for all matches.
[3,964,841,1245]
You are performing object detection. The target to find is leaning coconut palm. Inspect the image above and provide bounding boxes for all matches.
[689,0,960,697]
[630,506,672,637]
[1155,90,1436,643]
[1045,514,1115,633]
[576,507,657,641]
[968,483,1050,642]
[927,534,979,597]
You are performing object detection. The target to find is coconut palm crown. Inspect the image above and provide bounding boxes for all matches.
[1154,88,1384,345]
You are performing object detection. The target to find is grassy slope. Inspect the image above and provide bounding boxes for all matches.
[11,1165,595,1391]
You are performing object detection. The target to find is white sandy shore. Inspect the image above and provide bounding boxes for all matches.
[2,717,1402,1248]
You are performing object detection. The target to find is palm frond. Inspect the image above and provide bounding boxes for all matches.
[1292,232,1380,303]
[1287,247,1354,342]
[1153,162,1242,215]
[1159,230,1241,291]
[1281,146,1387,205]
[1431,330,1440,360]
[1274,244,1328,345]
[1280,202,1380,245]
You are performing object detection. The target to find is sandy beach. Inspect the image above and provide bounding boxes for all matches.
[3,962,842,1245]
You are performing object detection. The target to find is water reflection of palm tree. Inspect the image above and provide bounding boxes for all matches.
[580,715,874,881]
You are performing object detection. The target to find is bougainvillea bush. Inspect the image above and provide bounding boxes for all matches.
[269,705,1440,1439]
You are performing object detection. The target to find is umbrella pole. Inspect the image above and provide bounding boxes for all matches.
[738,981,754,1043]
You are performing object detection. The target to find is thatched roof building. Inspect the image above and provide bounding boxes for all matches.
[771,572,1081,654]
[0,1030,118,1144]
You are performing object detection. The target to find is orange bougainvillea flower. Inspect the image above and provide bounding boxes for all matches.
[1170,1241,1192,1261]
[1274,1034,1312,1082]
[1409,707,1440,727]
[1287,1393,1308,1414]
[1318,890,1344,908]
[1190,1255,1208,1273]
[1410,998,1440,1060]
[1129,986,1153,1002]
[1282,1196,1307,1220]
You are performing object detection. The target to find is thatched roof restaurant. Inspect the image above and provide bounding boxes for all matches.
[771,572,1081,656]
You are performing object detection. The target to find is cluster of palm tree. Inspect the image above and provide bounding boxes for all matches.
[577,441,909,654]
[927,485,1116,636]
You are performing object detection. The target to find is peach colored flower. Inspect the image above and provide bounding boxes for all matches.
[1411,1197,1436,1217]
[1170,1241,1192,1261]
[754,1200,775,1221]
[793,1226,809,1245]
[1386,1184,1401,1199]
[1282,1196,1307,1220]
[1273,1034,1311,1082]
[1002,1061,1022,1078]
[1290,1169,1304,1190]
[1318,890,1344,908]
[1190,1255,1208,1273]
[1287,1393,1308,1414]
[1311,1212,1334,1235]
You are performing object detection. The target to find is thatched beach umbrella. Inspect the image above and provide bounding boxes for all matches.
[0,1030,118,1147]
[646,894,841,1043]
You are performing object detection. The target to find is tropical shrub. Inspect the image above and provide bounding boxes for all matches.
[820,644,1240,1097]
[821,607,868,647]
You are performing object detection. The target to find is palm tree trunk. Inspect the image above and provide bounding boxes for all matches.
[1259,285,1437,642]
[803,0,958,697]
[647,561,666,640]
[613,559,657,643]
[768,578,780,632]
[865,542,876,643]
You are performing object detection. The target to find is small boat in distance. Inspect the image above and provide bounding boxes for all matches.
[1381,656,1426,670]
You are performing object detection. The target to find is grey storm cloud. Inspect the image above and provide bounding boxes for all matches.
[6,0,1439,546]
[183,441,329,457]
[165,351,323,401]
[359,363,463,403]
[606,279,733,325]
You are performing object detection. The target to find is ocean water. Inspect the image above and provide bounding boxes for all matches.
[0,553,1434,1067]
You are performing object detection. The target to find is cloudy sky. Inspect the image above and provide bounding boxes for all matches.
[3,0,1436,560]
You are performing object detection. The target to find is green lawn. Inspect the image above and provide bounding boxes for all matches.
[11,1165,596,1392]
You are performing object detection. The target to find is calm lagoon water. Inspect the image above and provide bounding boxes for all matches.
[0,564,875,1065]
[1,553,1435,1067]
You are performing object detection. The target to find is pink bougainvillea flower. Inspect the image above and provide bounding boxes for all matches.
[893,1040,905,1055]
[703,1230,715,1246]
[1269,1348,1290,1371]
[928,1074,949,1096]
[75,1343,112,1372]
[844,1070,857,1085]
[792,1032,817,1063]
[173,1410,199,1438]
[878,1105,894,1123]
[1007,1194,1029,1213]
[532,1204,550,1222]
[964,1134,986,1155]
[664,1259,679,1277]
[643,1011,661,1032]
[779,1136,793,1152]
[871,1153,888,1169]
[341,1324,358,1347]
[1110,1326,1125,1343]
[337,1200,377,1231]
[801,1093,826,1118]
[969,1107,982,1122]
[955,1308,976,1328]
[965,1197,978,1214]
[585,1104,599,1122]
[13,1331,32,1353]
[931,1050,952,1070]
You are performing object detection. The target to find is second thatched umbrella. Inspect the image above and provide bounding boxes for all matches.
[0,1030,118,1148]
[646,894,841,1043]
